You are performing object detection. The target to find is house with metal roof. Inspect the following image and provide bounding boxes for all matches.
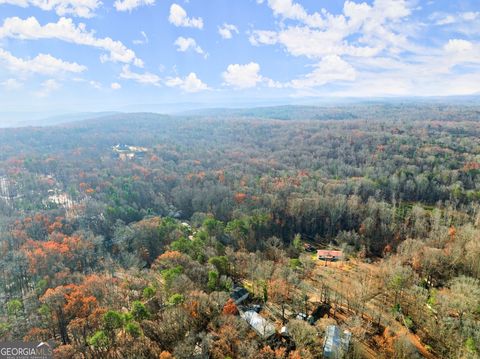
[241,310,276,339]
[317,250,343,261]
[323,325,351,358]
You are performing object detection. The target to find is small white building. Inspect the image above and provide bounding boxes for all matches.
[112,144,148,160]
[323,325,351,358]
[241,310,276,339]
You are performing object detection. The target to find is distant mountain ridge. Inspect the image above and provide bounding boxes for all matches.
[2,97,480,129]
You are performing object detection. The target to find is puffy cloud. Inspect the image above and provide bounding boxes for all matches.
[168,4,203,29]
[343,0,412,53]
[120,65,160,86]
[222,62,283,89]
[250,0,479,96]
[165,72,208,93]
[257,26,380,59]
[174,36,206,57]
[221,55,356,91]
[0,17,144,67]
[441,39,480,69]
[368,0,411,20]
[222,62,262,89]
[0,0,101,18]
[444,39,473,53]
[110,82,121,89]
[0,48,86,75]
[266,0,324,28]
[289,55,356,89]
[253,0,413,59]
[114,0,154,12]
[218,23,238,39]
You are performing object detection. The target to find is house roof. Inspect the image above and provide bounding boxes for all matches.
[323,325,351,357]
[241,310,276,338]
[230,287,249,303]
[324,325,341,357]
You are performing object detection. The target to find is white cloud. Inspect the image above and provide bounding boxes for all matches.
[174,36,206,57]
[222,63,283,89]
[324,44,480,97]
[0,17,144,67]
[120,65,160,86]
[2,0,478,99]
[441,39,480,69]
[36,78,60,97]
[431,11,479,26]
[133,31,148,45]
[250,0,480,97]
[253,0,413,59]
[249,30,277,46]
[168,4,203,29]
[289,55,356,89]
[444,39,473,53]
[1,78,23,90]
[221,56,355,91]
[265,0,324,28]
[325,68,480,98]
[110,82,121,89]
[165,72,208,93]
[463,12,480,21]
[247,0,428,96]
[429,11,480,36]
[265,78,284,89]
[218,23,238,39]
[0,0,101,18]
[114,0,154,12]
[252,26,380,59]
[222,62,264,89]
[0,48,86,75]
[435,14,456,26]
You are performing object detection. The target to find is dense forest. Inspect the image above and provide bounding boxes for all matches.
[0,104,479,358]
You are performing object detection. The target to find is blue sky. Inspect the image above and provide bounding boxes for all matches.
[0,0,479,112]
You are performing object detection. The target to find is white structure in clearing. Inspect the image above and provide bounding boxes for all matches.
[241,310,276,339]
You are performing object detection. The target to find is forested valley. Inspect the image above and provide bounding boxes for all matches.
[0,104,479,359]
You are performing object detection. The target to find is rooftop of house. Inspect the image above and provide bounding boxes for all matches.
[324,325,341,356]
[112,144,148,153]
[241,310,276,339]
[230,287,249,304]
[317,250,343,258]
[323,325,351,358]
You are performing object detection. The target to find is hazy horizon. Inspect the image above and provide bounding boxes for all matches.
[1,94,480,127]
